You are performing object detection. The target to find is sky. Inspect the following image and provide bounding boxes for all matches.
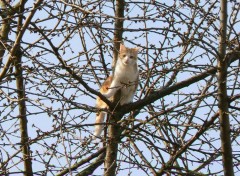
[0,0,240,175]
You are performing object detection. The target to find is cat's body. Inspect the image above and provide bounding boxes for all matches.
[94,44,139,138]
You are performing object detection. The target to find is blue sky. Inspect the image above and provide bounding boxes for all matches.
[0,0,240,175]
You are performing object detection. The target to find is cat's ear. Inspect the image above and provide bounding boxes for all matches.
[134,47,141,53]
[120,43,126,51]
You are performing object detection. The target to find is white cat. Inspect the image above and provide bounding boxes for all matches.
[94,44,140,138]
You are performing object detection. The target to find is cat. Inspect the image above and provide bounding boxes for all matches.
[94,44,140,139]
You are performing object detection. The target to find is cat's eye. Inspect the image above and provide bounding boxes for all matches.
[130,56,134,59]
[123,54,126,57]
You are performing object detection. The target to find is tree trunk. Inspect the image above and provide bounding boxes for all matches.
[15,50,33,176]
[104,114,121,176]
[14,0,35,175]
[217,1,234,176]
[112,0,125,71]
[0,1,10,65]
[105,0,125,175]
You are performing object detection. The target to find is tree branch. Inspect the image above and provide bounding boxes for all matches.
[56,147,106,176]
[121,50,240,114]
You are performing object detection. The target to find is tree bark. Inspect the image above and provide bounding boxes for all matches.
[15,0,34,172]
[0,1,10,65]
[217,1,234,176]
[112,0,125,71]
[104,114,121,176]
[15,50,33,176]
[13,0,43,175]
[105,0,125,176]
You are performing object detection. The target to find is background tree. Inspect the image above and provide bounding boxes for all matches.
[0,0,240,176]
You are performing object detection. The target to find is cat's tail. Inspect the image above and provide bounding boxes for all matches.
[93,111,106,139]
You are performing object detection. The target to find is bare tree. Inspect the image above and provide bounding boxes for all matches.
[0,0,240,176]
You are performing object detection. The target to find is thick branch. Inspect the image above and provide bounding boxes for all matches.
[217,1,234,176]
[30,22,112,109]
[76,153,105,176]
[56,147,106,176]
[0,0,44,82]
[0,1,21,65]
[121,50,240,115]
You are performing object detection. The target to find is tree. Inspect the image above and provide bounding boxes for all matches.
[0,0,239,175]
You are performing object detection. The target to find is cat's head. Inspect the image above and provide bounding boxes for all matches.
[119,44,140,66]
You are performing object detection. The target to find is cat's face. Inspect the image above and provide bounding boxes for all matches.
[119,44,139,66]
